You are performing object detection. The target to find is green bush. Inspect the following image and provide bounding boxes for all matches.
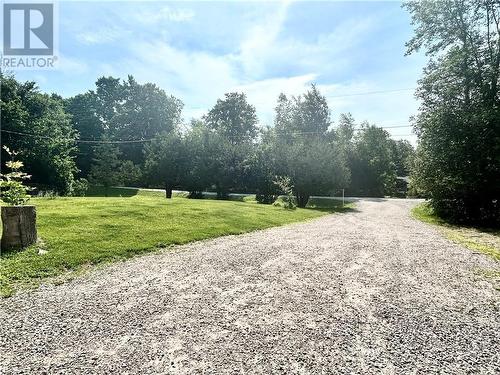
[71,178,89,197]
[0,147,32,206]
[274,176,296,210]
[188,191,203,199]
[256,193,278,205]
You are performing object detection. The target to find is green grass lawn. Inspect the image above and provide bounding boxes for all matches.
[412,203,500,261]
[0,192,350,296]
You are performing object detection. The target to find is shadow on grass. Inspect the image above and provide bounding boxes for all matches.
[303,197,357,213]
[0,247,24,258]
[86,186,140,197]
[413,203,499,234]
[412,202,499,261]
[83,188,358,215]
[305,205,358,214]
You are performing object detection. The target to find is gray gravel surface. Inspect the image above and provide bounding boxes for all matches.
[1,199,499,374]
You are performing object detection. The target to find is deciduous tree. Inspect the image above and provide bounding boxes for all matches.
[405,0,500,225]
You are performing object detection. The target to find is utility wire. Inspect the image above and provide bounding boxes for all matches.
[1,130,157,144]
[326,88,415,98]
[1,87,416,145]
[185,87,417,110]
[2,127,414,144]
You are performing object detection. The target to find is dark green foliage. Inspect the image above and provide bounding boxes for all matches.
[391,140,415,177]
[120,160,142,187]
[335,113,415,198]
[144,131,185,198]
[64,92,101,178]
[250,128,280,204]
[1,74,77,194]
[65,75,183,173]
[182,120,220,197]
[89,141,123,197]
[349,125,398,197]
[279,139,348,207]
[111,76,183,165]
[204,93,259,197]
[188,191,204,199]
[405,0,500,226]
[274,86,349,207]
[205,92,258,144]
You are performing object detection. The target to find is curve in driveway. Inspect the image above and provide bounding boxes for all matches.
[1,199,499,374]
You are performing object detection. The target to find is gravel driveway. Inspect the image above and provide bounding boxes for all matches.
[1,199,499,374]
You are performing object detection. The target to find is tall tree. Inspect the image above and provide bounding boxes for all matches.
[204,93,258,197]
[144,130,186,198]
[391,139,414,177]
[1,74,78,194]
[274,85,348,207]
[274,85,331,142]
[112,76,183,164]
[66,75,184,175]
[89,140,123,197]
[249,128,281,203]
[335,113,356,160]
[204,92,258,145]
[405,0,500,225]
[64,92,101,177]
[349,125,398,197]
[182,120,220,197]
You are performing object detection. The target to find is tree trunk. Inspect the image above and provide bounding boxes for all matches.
[296,193,309,208]
[1,206,37,252]
[165,182,173,199]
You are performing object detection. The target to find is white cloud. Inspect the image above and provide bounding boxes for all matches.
[133,6,195,25]
[56,54,89,75]
[234,74,317,126]
[238,4,376,79]
[238,1,291,78]
[42,0,423,145]
[121,40,239,120]
[75,26,126,45]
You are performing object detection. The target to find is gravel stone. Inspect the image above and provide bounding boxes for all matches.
[1,199,499,374]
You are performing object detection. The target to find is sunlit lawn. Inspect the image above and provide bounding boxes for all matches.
[1,192,350,296]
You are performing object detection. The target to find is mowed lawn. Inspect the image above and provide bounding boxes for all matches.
[1,193,346,296]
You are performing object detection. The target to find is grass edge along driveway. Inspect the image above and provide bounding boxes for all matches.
[0,194,351,297]
[412,203,499,286]
[411,203,499,261]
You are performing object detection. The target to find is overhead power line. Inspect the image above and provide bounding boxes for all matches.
[1,129,157,144]
[184,87,417,111]
[2,127,415,144]
[327,88,415,98]
[373,124,413,129]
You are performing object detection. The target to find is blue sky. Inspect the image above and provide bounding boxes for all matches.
[15,0,426,143]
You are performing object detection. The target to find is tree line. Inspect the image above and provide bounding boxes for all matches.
[1,74,413,207]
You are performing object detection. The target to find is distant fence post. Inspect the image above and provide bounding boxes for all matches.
[342,189,345,207]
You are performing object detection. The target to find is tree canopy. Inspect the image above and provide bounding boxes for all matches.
[405,0,500,225]
[1,73,77,194]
